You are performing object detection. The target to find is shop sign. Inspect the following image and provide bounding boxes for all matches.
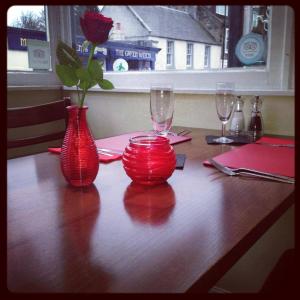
[112,48,154,61]
[7,27,47,51]
[113,58,128,72]
[27,39,50,70]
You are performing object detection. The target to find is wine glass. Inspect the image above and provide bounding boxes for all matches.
[150,84,175,137]
[214,82,236,144]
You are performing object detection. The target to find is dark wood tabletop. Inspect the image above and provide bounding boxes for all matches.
[7,127,294,293]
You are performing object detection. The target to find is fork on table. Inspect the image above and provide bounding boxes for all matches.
[208,158,294,184]
[168,129,191,136]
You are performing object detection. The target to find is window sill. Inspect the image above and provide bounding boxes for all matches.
[63,86,295,96]
[7,84,294,96]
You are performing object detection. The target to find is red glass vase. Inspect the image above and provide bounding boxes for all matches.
[60,105,99,187]
[122,135,176,185]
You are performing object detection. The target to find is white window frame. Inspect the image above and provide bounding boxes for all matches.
[166,40,174,68]
[8,6,294,95]
[7,6,72,88]
[186,43,193,68]
[204,45,211,69]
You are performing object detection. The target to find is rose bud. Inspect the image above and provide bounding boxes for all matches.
[80,11,113,45]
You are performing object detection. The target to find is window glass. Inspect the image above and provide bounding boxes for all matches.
[204,45,211,68]
[166,41,174,67]
[7,5,51,72]
[186,43,193,67]
[71,5,270,72]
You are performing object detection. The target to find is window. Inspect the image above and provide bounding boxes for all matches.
[204,45,210,68]
[216,6,228,16]
[166,40,174,68]
[7,6,48,71]
[8,5,294,93]
[186,43,193,68]
[7,6,71,87]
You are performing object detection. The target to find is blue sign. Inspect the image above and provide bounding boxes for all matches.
[7,26,47,51]
[75,36,107,59]
[75,35,159,62]
[235,32,265,65]
[109,47,154,61]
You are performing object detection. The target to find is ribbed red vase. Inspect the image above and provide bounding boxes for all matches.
[60,105,99,187]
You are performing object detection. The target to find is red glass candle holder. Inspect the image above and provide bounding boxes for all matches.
[122,135,176,185]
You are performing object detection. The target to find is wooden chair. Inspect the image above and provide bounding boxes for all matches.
[7,97,71,149]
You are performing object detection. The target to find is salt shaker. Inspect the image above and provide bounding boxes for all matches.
[248,95,264,141]
[230,96,245,135]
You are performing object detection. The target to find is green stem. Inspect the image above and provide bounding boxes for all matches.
[78,43,96,108]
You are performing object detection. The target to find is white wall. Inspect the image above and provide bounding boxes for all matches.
[150,36,222,70]
[7,50,32,71]
[210,45,222,68]
[64,91,294,139]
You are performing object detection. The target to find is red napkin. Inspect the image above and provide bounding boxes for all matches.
[48,130,191,163]
[204,137,295,178]
[48,148,121,163]
[255,136,295,146]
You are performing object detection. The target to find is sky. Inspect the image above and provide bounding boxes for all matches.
[7,5,104,26]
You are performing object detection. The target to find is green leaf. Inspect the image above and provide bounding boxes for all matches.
[56,64,78,87]
[88,80,98,89]
[76,67,97,90]
[76,67,92,82]
[98,79,114,90]
[88,60,103,81]
[78,80,89,90]
[56,40,82,68]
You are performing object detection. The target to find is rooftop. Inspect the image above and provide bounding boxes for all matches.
[129,5,220,45]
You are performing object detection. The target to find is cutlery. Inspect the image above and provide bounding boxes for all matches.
[169,129,191,136]
[97,148,123,155]
[255,142,294,148]
[208,158,295,184]
[97,149,114,157]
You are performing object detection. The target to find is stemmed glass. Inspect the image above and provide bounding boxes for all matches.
[214,82,236,144]
[150,84,175,137]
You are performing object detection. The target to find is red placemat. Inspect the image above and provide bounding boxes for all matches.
[204,137,295,178]
[48,131,191,163]
[95,130,191,152]
[48,147,121,163]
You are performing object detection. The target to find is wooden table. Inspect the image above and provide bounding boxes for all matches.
[7,128,294,293]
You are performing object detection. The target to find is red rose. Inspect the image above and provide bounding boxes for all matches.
[80,11,113,45]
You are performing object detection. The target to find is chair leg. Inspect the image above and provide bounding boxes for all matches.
[260,249,295,293]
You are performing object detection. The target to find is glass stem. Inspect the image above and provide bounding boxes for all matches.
[221,122,226,137]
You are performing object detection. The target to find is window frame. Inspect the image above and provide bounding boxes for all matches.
[204,45,211,69]
[166,40,174,69]
[8,6,294,95]
[186,42,193,69]
[7,6,72,88]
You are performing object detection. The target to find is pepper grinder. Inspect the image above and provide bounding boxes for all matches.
[248,95,264,141]
[230,96,245,136]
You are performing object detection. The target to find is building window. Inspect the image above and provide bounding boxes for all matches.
[186,43,193,68]
[166,40,174,67]
[204,45,211,68]
[216,6,228,16]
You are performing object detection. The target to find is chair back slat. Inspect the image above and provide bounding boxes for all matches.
[8,97,71,149]
[8,98,71,128]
